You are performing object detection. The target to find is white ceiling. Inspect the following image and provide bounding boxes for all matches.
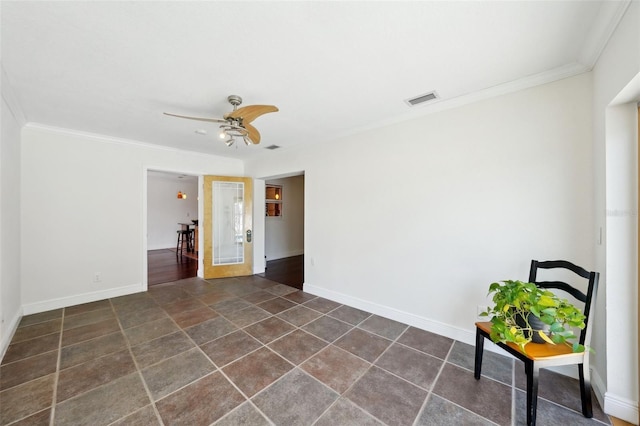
[1,1,629,160]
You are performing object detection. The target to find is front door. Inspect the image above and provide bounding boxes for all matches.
[203,176,253,278]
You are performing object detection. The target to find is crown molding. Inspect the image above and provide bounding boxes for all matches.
[578,0,632,70]
[23,122,186,153]
[1,62,27,126]
[22,123,244,164]
[341,61,590,141]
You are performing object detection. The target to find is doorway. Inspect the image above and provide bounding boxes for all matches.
[259,173,305,289]
[147,249,197,286]
[146,170,199,286]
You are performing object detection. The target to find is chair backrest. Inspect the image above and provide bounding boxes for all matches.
[528,260,600,347]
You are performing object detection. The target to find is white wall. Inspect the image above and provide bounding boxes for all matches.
[147,174,198,250]
[265,175,304,261]
[253,179,266,274]
[0,69,25,358]
[20,125,243,313]
[246,73,594,343]
[592,1,640,422]
[605,102,639,421]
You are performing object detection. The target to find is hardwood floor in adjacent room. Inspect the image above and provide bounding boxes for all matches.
[148,251,304,290]
[148,249,197,286]
[259,255,304,290]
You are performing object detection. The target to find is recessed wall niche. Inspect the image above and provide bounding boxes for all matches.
[265,184,282,217]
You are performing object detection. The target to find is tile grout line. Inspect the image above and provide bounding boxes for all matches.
[209,295,349,425]
[148,287,275,425]
[306,365,382,423]
[199,329,276,424]
[315,323,413,426]
[411,336,456,426]
[293,366,365,426]
[48,308,65,426]
[417,341,502,426]
[212,399,276,426]
[108,298,166,426]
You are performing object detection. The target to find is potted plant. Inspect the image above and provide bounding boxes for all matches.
[480,280,587,353]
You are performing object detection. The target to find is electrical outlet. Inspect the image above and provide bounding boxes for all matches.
[93,272,102,283]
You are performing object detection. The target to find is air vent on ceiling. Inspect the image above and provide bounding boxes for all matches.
[265,144,281,150]
[405,91,439,107]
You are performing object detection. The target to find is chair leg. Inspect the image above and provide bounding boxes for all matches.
[176,232,185,257]
[578,363,593,418]
[474,327,484,380]
[525,361,540,426]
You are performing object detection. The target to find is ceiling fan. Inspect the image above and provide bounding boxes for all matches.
[164,95,278,146]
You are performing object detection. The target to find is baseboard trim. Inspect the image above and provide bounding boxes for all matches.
[591,367,608,412]
[604,392,639,425]
[266,250,304,261]
[304,283,476,345]
[302,283,616,388]
[22,283,145,315]
[0,308,23,362]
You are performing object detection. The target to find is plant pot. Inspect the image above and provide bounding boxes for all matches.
[516,313,550,344]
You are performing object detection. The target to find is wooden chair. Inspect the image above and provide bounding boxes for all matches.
[474,260,600,426]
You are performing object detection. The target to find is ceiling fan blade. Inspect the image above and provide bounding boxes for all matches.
[243,123,261,144]
[224,105,278,124]
[163,112,227,124]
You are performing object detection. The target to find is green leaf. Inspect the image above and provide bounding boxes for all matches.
[483,279,586,351]
[560,331,577,339]
[538,295,557,307]
[550,322,564,332]
[540,315,555,325]
[488,282,502,294]
[537,331,555,344]
[541,308,557,316]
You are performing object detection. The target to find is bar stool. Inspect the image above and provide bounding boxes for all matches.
[176,230,191,255]
[187,228,195,252]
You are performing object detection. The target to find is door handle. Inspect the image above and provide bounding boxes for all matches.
[246,229,252,243]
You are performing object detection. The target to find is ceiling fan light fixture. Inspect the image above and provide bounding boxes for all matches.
[164,94,278,148]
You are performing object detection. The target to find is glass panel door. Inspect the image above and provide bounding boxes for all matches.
[213,181,244,265]
[204,176,253,278]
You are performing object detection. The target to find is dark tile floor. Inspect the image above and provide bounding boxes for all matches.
[0,276,611,425]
